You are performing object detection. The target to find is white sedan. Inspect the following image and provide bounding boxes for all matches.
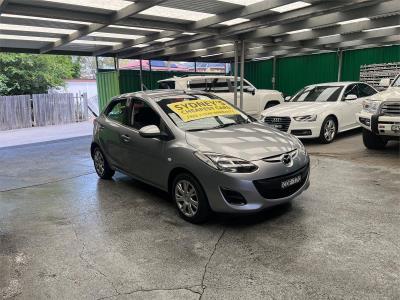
[260,82,377,143]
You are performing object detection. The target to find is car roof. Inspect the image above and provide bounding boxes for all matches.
[116,89,213,101]
[305,81,361,88]
[158,75,240,82]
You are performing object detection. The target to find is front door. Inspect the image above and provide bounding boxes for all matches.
[228,79,258,115]
[123,98,170,189]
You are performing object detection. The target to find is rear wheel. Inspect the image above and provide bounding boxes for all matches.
[362,129,387,149]
[93,147,115,179]
[319,117,337,143]
[172,173,211,224]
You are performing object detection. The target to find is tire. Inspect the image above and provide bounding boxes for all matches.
[172,173,211,224]
[93,147,115,179]
[319,116,337,144]
[362,128,387,149]
[264,101,279,110]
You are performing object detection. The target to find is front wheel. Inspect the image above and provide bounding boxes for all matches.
[172,173,211,224]
[362,129,387,149]
[319,117,337,144]
[93,147,115,179]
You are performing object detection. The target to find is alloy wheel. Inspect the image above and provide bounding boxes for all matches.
[175,180,199,217]
[94,149,105,176]
[324,119,336,142]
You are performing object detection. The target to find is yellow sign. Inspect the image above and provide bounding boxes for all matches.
[167,99,239,122]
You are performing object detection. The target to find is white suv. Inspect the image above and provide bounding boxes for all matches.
[356,74,400,149]
[157,75,283,116]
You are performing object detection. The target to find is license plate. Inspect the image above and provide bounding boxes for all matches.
[273,124,282,129]
[281,175,302,189]
[391,124,400,132]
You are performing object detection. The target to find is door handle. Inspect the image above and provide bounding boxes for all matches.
[120,134,131,143]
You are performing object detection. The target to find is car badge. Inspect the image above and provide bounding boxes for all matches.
[281,154,293,167]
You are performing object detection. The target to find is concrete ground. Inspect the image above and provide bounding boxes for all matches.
[0,129,399,299]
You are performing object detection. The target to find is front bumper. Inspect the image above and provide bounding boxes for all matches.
[262,116,321,139]
[356,112,400,137]
[196,156,310,214]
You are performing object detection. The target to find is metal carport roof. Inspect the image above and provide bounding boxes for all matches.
[0,0,399,61]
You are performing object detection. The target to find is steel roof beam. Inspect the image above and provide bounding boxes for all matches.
[119,0,384,60]
[100,1,295,57]
[274,15,400,45]
[242,0,398,40]
[39,0,167,53]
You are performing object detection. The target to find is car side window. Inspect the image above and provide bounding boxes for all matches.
[158,81,175,89]
[209,78,230,93]
[343,84,358,100]
[105,99,129,125]
[189,79,208,91]
[358,83,377,97]
[130,98,161,130]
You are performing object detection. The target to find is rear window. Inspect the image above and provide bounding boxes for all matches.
[158,81,175,89]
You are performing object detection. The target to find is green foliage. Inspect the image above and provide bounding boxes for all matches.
[0,53,81,96]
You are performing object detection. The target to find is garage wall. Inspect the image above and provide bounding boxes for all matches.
[244,59,274,90]
[246,45,400,96]
[275,52,339,96]
[341,45,400,81]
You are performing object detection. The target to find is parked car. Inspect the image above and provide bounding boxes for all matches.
[356,74,400,149]
[260,82,378,143]
[91,90,310,223]
[157,75,284,116]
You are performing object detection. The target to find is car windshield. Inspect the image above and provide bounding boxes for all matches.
[157,94,253,132]
[290,86,343,102]
[392,75,400,87]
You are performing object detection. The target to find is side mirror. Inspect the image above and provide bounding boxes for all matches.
[379,78,391,88]
[246,87,256,95]
[285,96,291,101]
[345,94,357,101]
[139,125,161,138]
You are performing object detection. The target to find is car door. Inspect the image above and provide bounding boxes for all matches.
[98,98,132,169]
[229,78,258,115]
[123,97,171,188]
[341,84,360,129]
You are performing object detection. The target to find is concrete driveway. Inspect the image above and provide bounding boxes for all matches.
[0,130,399,299]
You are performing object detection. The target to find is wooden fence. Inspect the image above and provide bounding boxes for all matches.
[0,93,88,131]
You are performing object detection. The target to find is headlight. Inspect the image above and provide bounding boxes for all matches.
[194,152,258,173]
[293,115,317,122]
[362,100,381,114]
[292,136,307,154]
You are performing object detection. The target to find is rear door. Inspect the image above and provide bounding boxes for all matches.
[98,98,131,169]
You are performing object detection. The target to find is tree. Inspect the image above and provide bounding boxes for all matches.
[0,53,80,96]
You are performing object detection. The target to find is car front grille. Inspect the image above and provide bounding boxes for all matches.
[380,101,400,116]
[264,116,291,132]
[253,163,309,199]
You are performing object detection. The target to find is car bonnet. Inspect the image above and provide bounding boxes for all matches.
[185,122,298,161]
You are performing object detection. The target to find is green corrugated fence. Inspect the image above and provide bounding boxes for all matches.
[341,45,400,81]
[96,45,400,109]
[276,52,339,96]
[96,71,120,111]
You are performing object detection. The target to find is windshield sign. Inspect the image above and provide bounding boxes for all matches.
[291,86,343,102]
[167,99,239,122]
[157,96,252,132]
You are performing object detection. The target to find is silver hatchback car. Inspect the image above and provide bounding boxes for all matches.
[91,90,310,223]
